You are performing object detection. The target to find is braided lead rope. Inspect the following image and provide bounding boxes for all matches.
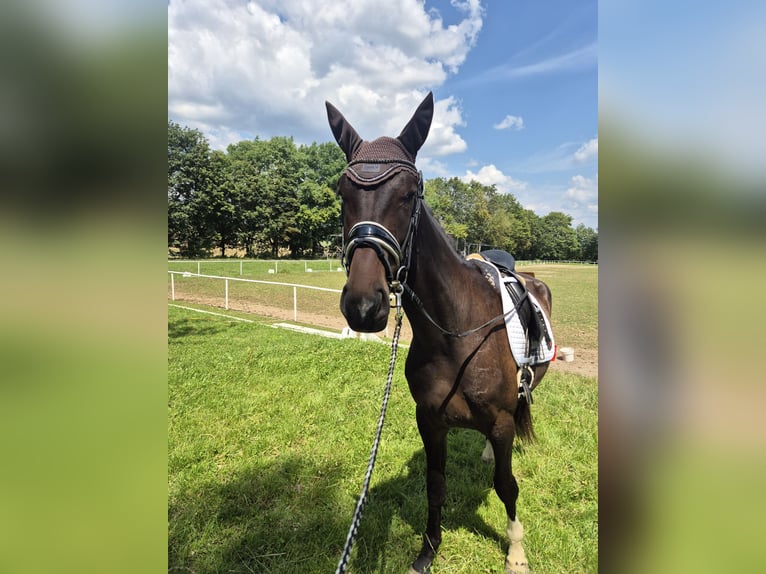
[334,312,403,574]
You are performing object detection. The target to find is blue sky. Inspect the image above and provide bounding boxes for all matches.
[169,0,598,229]
[600,0,766,184]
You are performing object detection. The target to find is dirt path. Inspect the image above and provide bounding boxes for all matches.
[173,293,597,379]
[549,347,598,378]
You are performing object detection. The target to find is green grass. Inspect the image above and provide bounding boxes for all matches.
[168,261,598,349]
[518,265,598,351]
[167,258,344,278]
[168,303,598,573]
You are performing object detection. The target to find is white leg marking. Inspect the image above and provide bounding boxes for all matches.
[505,517,529,574]
[481,439,495,463]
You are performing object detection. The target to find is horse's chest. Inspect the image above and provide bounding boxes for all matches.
[405,353,511,424]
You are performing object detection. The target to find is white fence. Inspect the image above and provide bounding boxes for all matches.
[168,258,595,277]
[167,258,344,276]
[168,271,342,322]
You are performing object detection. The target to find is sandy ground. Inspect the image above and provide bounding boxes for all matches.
[173,292,597,379]
[549,347,598,378]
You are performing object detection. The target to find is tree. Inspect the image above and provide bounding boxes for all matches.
[424,178,470,246]
[425,177,496,251]
[514,209,541,259]
[226,138,266,257]
[167,121,590,262]
[575,224,598,261]
[298,141,346,190]
[534,212,580,260]
[292,142,345,256]
[463,180,493,247]
[488,193,533,255]
[293,181,341,257]
[168,121,219,256]
[259,137,302,257]
[207,150,239,256]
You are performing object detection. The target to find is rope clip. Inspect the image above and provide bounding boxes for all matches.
[389,280,404,319]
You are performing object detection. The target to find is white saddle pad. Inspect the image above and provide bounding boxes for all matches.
[477,260,555,366]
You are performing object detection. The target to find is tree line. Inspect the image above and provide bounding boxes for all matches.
[168,121,598,261]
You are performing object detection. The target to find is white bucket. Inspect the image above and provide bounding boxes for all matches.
[560,347,574,362]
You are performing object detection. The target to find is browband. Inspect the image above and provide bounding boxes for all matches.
[345,159,419,187]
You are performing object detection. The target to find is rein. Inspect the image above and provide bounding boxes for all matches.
[334,305,404,574]
[403,282,531,339]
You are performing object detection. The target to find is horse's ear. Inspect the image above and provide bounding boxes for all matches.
[397,92,434,159]
[326,101,363,162]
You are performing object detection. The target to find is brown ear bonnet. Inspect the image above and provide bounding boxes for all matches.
[345,136,419,187]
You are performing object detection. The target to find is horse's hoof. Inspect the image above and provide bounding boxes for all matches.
[505,560,529,574]
[505,546,529,573]
[409,558,432,573]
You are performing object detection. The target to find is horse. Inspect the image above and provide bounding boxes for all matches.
[326,92,554,574]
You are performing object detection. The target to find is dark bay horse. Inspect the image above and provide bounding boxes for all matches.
[326,92,553,574]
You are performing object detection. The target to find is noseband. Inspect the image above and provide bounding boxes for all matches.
[341,159,424,289]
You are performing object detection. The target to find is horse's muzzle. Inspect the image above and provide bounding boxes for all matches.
[340,285,389,332]
[340,250,390,332]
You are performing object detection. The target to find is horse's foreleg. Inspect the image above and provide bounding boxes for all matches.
[490,417,529,574]
[410,406,447,574]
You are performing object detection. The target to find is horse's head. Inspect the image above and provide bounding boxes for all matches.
[326,92,434,332]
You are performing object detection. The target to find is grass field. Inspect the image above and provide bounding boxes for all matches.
[167,260,598,352]
[168,263,598,573]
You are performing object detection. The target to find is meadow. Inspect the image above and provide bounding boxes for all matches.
[168,262,598,573]
[167,260,597,351]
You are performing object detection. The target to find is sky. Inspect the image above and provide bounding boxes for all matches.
[168,0,598,230]
[599,0,766,184]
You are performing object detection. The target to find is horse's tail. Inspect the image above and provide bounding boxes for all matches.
[514,395,536,442]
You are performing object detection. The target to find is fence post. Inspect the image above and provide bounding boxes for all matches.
[225,279,229,310]
[293,286,297,321]
[171,273,175,301]
[197,261,201,274]
[240,260,243,275]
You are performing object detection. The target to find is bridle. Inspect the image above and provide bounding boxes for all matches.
[340,158,533,344]
[341,159,424,292]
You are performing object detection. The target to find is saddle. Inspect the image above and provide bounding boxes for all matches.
[479,249,517,275]
[468,250,554,368]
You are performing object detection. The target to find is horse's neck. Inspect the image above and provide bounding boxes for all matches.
[405,208,474,334]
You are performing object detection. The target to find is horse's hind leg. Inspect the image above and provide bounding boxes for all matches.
[410,406,448,574]
[490,417,529,574]
[481,439,494,463]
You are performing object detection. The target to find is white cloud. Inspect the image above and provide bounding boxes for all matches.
[462,164,527,193]
[417,157,452,178]
[564,174,598,215]
[573,137,598,163]
[168,0,483,153]
[494,115,525,131]
[463,42,597,87]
